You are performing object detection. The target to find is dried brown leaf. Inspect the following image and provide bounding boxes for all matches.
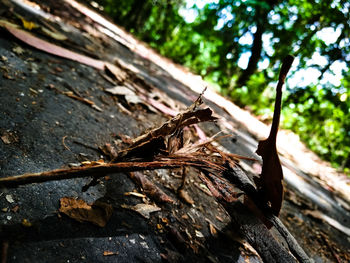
[59,197,113,227]
[121,203,161,219]
[255,55,294,216]
[178,189,195,205]
[103,251,118,256]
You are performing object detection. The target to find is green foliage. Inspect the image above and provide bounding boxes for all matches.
[283,84,350,168]
[94,0,350,171]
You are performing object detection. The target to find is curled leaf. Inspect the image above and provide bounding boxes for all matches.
[255,55,294,216]
[59,197,113,227]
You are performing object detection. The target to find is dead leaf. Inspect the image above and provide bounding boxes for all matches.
[208,223,217,236]
[20,18,37,30]
[105,86,142,104]
[104,63,128,82]
[5,195,15,203]
[178,189,194,205]
[12,46,25,55]
[195,230,204,238]
[11,205,19,213]
[103,251,118,256]
[105,86,136,96]
[255,55,294,216]
[121,203,161,219]
[21,218,32,227]
[59,197,113,227]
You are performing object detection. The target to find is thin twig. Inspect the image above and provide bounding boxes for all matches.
[0,158,211,188]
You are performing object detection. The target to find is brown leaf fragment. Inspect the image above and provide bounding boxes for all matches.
[100,143,119,159]
[105,86,143,105]
[103,251,118,256]
[59,197,113,227]
[130,171,175,203]
[121,203,161,219]
[11,205,19,213]
[21,218,32,227]
[104,63,128,82]
[178,189,195,205]
[255,55,294,216]
[208,223,217,236]
[1,131,19,144]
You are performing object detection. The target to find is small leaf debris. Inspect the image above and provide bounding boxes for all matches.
[59,197,113,227]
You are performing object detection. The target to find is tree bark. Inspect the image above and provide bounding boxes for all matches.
[237,23,264,87]
[236,2,277,87]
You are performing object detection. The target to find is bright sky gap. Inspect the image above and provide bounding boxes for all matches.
[179,0,347,90]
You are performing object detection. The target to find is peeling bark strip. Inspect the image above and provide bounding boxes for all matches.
[255,55,294,216]
[0,159,210,188]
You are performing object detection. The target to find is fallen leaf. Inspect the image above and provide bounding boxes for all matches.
[11,205,19,213]
[20,18,37,30]
[1,131,19,144]
[195,230,204,238]
[103,251,118,256]
[12,46,25,55]
[208,223,217,236]
[105,86,142,105]
[21,218,32,227]
[5,194,14,203]
[121,203,161,219]
[104,63,128,82]
[178,189,194,205]
[59,197,113,227]
[105,86,136,96]
[1,134,11,144]
[255,55,294,216]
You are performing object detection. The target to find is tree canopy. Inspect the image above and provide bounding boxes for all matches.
[94,0,350,172]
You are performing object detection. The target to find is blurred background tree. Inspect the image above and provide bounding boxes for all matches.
[92,0,350,172]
